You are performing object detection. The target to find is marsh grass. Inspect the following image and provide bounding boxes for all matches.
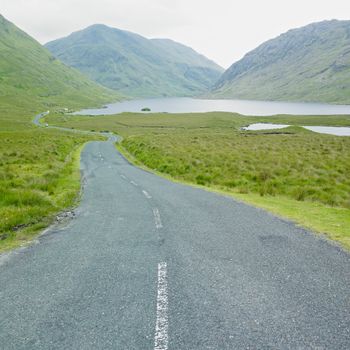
[123,130,350,208]
[48,112,350,209]
[0,103,104,252]
[47,111,350,248]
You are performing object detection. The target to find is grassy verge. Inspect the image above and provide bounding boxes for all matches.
[0,96,110,252]
[231,193,350,248]
[0,24,119,252]
[47,111,350,250]
[0,128,101,252]
[117,142,350,250]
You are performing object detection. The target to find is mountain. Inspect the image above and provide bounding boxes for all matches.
[0,15,119,113]
[211,20,350,104]
[45,24,224,98]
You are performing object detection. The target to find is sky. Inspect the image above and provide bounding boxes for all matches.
[1,0,349,68]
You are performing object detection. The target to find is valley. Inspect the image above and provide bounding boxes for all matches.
[0,14,117,251]
[1,7,350,349]
[44,111,350,249]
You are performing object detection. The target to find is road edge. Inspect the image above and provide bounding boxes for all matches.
[116,142,350,252]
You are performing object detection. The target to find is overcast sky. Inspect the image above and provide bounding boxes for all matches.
[1,0,349,68]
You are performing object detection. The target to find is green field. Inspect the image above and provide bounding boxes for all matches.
[0,14,121,252]
[46,111,350,249]
[0,106,105,252]
[0,96,108,252]
[0,128,97,251]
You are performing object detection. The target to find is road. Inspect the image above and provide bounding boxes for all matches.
[0,119,349,349]
[32,112,120,141]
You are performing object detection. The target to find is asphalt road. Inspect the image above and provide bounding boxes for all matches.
[1,124,350,349]
[32,112,119,140]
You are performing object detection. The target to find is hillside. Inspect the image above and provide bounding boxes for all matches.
[0,14,121,250]
[0,15,119,116]
[45,24,224,98]
[211,20,350,104]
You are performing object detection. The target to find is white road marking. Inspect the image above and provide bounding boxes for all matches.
[120,174,127,180]
[153,208,163,229]
[130,180,138,187]
[154,262,168,350]
[142,190,152,199]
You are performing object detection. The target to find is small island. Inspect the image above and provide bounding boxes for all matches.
[141,107,151,112]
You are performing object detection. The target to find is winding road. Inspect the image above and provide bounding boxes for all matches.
[0,114,349,349]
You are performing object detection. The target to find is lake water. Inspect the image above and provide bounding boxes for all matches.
[243,123,290,131]
[303,126,350,136]
[75,97,350,116]
[243,123,350,136]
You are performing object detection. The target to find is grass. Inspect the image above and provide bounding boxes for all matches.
[122,130,350,207]
[0,14,121,115]
[0,121,103,252]
[231,193,350,248]
[0,14,121,252]
[0,92,110,252]
[118,142,350,248]
[0,13,128,252]
[47,111,350,249]
[0,75,111,252]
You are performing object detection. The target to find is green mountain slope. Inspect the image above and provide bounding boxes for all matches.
[45,24,224,98]
[211,20,350,104]
[0,15,121,250]
[0,15,119,115]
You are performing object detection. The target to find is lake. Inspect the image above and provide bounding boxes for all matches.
[75,97,350,116]
[243,123,350,136]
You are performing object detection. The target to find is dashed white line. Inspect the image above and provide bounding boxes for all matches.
[142,190,152,199]
[153,208,163,229]
[154,262,168,350]
[130,180,138,187]
[120,174,127,180]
